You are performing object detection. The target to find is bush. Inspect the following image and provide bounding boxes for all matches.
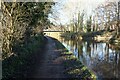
[2,35,47,79]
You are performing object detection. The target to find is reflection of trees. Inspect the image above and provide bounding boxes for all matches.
[118,52,120,77]
[113,51,119,78]
[95,43,97,53]
[70,40,74,51]
[91,42,97,56]
[61,38,120,78]
[78,41,83,58]
[87,42,91,58]
[115,52,118,64]
[92,43,95,56]
[105,43,109,61]
[74,40,78,57]
[75,40,78,49]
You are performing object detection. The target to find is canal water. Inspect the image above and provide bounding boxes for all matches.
[45,32,120,78]
[61,39,120,79]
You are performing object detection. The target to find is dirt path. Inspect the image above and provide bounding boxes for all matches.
[28,37,66,78]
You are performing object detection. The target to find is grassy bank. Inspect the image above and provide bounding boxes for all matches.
[53,38,96,79]
[2,34,47,79]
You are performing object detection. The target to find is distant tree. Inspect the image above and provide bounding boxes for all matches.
[78,12,84,32]
[87,16,92,32]
[116,1,120,36]
[93,1,119,34]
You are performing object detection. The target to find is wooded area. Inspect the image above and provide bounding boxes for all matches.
[1,2,54,59]
[1,2,55,79]
[64,1,120,36]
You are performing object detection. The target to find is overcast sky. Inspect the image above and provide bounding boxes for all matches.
[48,0,119,25]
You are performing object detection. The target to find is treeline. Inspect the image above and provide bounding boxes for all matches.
[1,2,54,59]
[65,1,120,36]
[92,1,120,35]
[1,2,54,78]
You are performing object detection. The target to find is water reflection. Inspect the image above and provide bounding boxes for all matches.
[61,39,120,78]
[45,32,120,78]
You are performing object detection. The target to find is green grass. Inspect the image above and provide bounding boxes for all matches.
[63,52,96,79]
[53,38,96,79]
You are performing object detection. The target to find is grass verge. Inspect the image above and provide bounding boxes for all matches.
[53,38,96,79]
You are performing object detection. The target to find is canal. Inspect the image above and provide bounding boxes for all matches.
[45,32,120,78]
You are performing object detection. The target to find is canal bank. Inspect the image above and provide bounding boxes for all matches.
[53,37,96,79]
[27,36,96,79]
[45,32,120,79]
[61,39,120,79]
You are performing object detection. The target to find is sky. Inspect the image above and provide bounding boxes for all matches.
[48,0,119,25]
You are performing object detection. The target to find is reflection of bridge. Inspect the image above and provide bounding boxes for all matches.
[43,31,64,32]
[43,31,69,32]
